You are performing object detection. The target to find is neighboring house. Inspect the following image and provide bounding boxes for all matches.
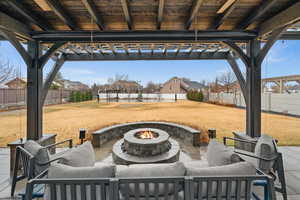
[160,77,205,94]
[4,78,27,89]
[4,78,64,89]
[209,81,241,93]
[61,79,89,90]
[110,80,142,93]
[96,80,142,93]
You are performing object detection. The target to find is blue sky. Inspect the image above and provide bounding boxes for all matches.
[0,40,299,86]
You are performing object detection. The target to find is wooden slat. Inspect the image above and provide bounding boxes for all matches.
[185,0,205,29]
[259,2,300,36]
[4,0,53,31]
[217,0,236,14]
[81,0,104,30]
[44,0,78,30]
[212,0,239,29]
[157,0,165,29]
[120,0,132,30]
[0,12,31,40]
[237,0,278,29]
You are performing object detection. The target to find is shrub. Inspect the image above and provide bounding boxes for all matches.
[69,90,93,102]
[69,91,76,102]
[187,90,204,102]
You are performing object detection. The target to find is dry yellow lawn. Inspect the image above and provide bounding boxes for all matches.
[0,100,299,147]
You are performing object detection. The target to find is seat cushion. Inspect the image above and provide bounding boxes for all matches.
[183,160,209,170]
[206,139,241,167]
[186,162,256,198]
[116,162,186,197]
[24,140,50,176]
[119,191,184,200]
[44,163,115,200]
[254,134,277,173]
[59,141,95,167]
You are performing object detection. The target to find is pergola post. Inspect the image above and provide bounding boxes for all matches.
[27,41,43,140]
[246,40,261,137]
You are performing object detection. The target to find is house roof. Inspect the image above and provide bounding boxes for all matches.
[183,80,206,90]
[4,77,27,85]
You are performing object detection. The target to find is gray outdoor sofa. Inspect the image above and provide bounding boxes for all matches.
[26,173,275,200]
[21,138,278,200]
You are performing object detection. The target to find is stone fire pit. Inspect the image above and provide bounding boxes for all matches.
[112,128,180,165]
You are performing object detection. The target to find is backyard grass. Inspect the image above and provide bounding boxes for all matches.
[0,100,300,146]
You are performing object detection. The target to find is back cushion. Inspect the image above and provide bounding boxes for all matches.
[186,162,256,198]
[254,134,277,173]
[44,163,115,200]
[59,141,95,167]
[24,140,50,176]
[116,162,186,197]
[207,139,241,166]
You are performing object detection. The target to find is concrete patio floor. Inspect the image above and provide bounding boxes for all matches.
[0,142,300,199]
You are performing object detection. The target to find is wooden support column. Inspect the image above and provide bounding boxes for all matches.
[246,40,261,138]
[42,55,66,105]
[27,41,43,140]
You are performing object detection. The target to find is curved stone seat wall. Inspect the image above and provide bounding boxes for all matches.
[92,121,202,147]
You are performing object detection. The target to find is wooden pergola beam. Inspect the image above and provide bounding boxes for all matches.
[64,51,230,61]
[212,0,239,29]
[81,0,105,30]
[44,0,78,30]
[42,55,65,105]
[237,0,277,29]
[185,0,205,30]
[4,0,53,31]
[0,29,32,67]
[120,0,132,30]
[0,12,31,40]
[157,0,165,29]
[259,2,300,36]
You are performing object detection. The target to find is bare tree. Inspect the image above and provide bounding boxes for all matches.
[0,60,15,84]
[143,81,161,93]
[218,70,236,93]
[107,73,129,84]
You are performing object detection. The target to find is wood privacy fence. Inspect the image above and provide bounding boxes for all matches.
[208,92,300,117]
[0,88,73,109]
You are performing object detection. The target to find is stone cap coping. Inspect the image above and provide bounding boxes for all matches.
[124,128,169,145]
[93,121,200,135]
[113,138,180,164]
[7,133,57,146]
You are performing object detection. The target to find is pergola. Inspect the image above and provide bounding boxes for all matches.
[0,0,300,141]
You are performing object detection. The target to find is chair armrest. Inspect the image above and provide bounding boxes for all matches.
[42,138,73,149]
[223,136,257,146]
[36,157,64,166]
[234,150,278,162]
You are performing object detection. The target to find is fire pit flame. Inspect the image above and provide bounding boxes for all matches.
[138,131,156,139]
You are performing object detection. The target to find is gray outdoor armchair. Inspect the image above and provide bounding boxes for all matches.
[11,138,73,197]
[223,135,287,200]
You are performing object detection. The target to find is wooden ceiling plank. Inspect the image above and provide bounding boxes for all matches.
[217,0,236,14]
[185,0,205,30]
[212,0,239,29]
[81,0,104,30]
[32,0,52,11]
[237,0,278,29]
[0,11,32,40]
[5,0,52,31]
[259,2,300,36]
[157,0,165,30]
[44,0,78,30]
[120,0,132,30]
